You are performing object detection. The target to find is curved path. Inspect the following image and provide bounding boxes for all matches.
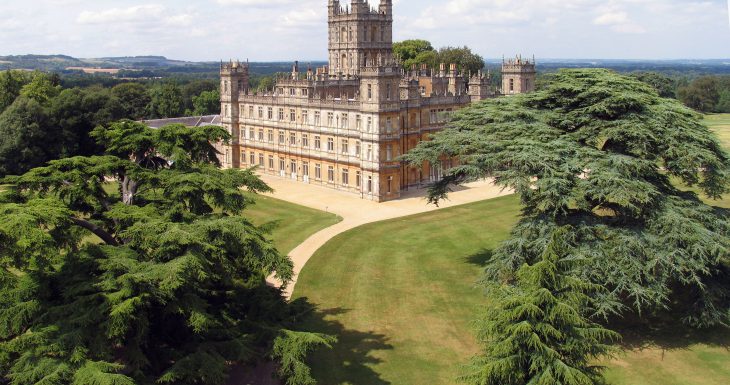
[260,175,512,298]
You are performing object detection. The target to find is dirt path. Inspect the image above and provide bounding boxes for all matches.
[260,175,512,298]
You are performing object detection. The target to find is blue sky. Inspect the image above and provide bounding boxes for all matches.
[0,0,728,61]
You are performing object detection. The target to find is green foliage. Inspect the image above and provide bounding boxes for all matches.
[19,72,61,104]
[405,69,730,328]
[0,97,54,176]
[192,90,221,116]
[0,71,30,113]
[272,330,337,385]
[393,39,434,70]
[461,227,619,385]
[0,121,331,385]
[631,72,676,98]
[393,40,484,74]
[147,82,184,118]
[111,83,150,120]
[678,76,723,112]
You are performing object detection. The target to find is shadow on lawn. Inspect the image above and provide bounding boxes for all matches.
[464,249,494,267]
[294,300,394,385]
[608,312,730,353]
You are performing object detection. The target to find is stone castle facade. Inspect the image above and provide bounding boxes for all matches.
[218,0,535,202]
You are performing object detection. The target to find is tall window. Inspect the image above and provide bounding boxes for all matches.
[258,153,264,166]
[250,153,255,165]
[278,108,284,121]
[367,84,372,100]
[367,145,373,160]
[249,128,254,140]
[267,107,273,120]
[302,110,309,124]
[328,166,334,183]
[367,117,373,132]
[509,79,514,92]
[341,139,349,154]
[258,129,264,141]
[356,115,362,130]
[290,109,296,121]
[342,169,349,186]
[386,117,392,133]
[386,84,391,100]
[279,158,285,172]
[314,136,321,150]
[258,107,263,118]
[367,176,373,193]
[249,106,254,117]
[290,132,296,145]
[327,113,334,127]
[314,111,321,125]
[268,130,274,143]
[289,88,296,96]
[268,155,274,169]
[315,164,321,179]
[303,162,309,176]
[387,176,393,193]
[327,138,334,152]
[386,144,393,161]
[302,134,309,147]
[278,131,285,144]
[356,171,361,188]
[355,141,361,157]
[341,113,348,128]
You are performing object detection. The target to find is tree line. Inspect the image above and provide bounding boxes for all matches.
[0,71,222,176]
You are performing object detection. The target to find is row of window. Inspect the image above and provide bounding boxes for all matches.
[245,153,378,191]
[235,107,398,133]
[334,25,386,43]
[242,130,396,161]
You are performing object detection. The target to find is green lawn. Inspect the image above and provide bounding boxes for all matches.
[705,113,730,150]
[244,193,341,255]
[293,193,730,385]
[293,195,522,385]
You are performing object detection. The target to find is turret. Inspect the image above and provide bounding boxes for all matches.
[379,0,393,18]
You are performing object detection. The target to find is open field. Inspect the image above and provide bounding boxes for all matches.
[293,195,522,385]
[705,113,730,150]
[243,193,341,255]
[293,193,729,385]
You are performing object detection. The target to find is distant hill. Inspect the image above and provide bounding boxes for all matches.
[1,54,728,77]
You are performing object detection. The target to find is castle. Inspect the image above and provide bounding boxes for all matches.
[218,0,536,202]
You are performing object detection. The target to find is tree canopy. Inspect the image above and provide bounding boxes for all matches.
[393,40,485,74]
[404,69,730,328]
[0,121,334,385]
[461,227,619,385]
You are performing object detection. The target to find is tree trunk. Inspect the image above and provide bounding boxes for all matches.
[71,217,119,246]
[121,176,138,206]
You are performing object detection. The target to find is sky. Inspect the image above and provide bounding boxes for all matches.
[0,0,728,61]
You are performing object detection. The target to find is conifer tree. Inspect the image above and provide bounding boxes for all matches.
[0,120,333,385]
[460,227,619,385]
[404,69,730,327]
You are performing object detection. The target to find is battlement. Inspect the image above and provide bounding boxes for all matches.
[502,55,536,73]
[329,0,391,18]
[220,60,249,75]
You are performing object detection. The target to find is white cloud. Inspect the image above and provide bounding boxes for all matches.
[77,5,165,24]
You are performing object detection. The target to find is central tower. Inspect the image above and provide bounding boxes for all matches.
[328,0,394,76]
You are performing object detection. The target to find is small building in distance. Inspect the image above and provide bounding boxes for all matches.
[501,55,537,95]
